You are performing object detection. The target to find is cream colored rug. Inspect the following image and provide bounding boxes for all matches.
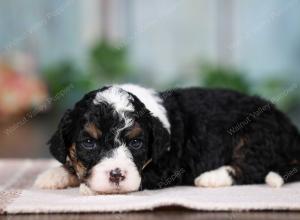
[1,159,300,214]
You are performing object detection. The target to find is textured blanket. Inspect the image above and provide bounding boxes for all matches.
[1,159,300,214]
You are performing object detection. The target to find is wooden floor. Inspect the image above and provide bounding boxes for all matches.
[2,210,300,220]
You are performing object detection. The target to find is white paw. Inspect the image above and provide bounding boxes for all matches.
[265,171,284,188]
[79,183,97,196]
[194,166,234,188]
[34,166,79,189]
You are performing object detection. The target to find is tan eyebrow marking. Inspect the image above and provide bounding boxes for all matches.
[84,123,102,139]
[127,122,142,139]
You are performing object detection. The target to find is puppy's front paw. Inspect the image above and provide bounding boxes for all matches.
[79,183,97,196]
[34,166,79,189]
[194,166,234,188]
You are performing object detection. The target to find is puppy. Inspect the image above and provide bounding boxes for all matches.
[35,84,300,194]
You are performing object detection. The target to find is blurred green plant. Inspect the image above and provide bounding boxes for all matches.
[254,78,299,112]
[42,61,92,109]
[89,41,130,82]
[198,64,299,112]
[42,41,131,110]
[43,61,90,95]
[199,65,250,94]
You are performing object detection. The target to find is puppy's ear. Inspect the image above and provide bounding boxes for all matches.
[48,109,73,164]
[150,117,170,163]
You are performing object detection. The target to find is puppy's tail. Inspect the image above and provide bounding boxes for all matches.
[294,129,300,158]
[268,164,300,185]
[286,130,300,182]
[266,130,300,186]
[276,131,300,184]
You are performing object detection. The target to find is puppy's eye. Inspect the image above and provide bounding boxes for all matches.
[82,138,96,150]
[128,139,142,149]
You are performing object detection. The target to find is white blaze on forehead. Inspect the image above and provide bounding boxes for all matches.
[117,84,170,133]
[93,86,134,112]
[93,84,171,133]
[87,144,141,193]
[93,86,134,137]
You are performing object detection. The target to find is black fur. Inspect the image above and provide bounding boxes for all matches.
[142,88,300,188]
[49,109,73,164]
[49,86,300,190]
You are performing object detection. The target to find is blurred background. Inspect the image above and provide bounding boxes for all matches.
[0,0,299,158]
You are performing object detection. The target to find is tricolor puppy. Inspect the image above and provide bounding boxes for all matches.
[35,84,300,194]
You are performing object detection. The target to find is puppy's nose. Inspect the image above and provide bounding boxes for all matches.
[109,168,125,184]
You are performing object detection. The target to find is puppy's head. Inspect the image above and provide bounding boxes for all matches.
[49,85,170,194]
